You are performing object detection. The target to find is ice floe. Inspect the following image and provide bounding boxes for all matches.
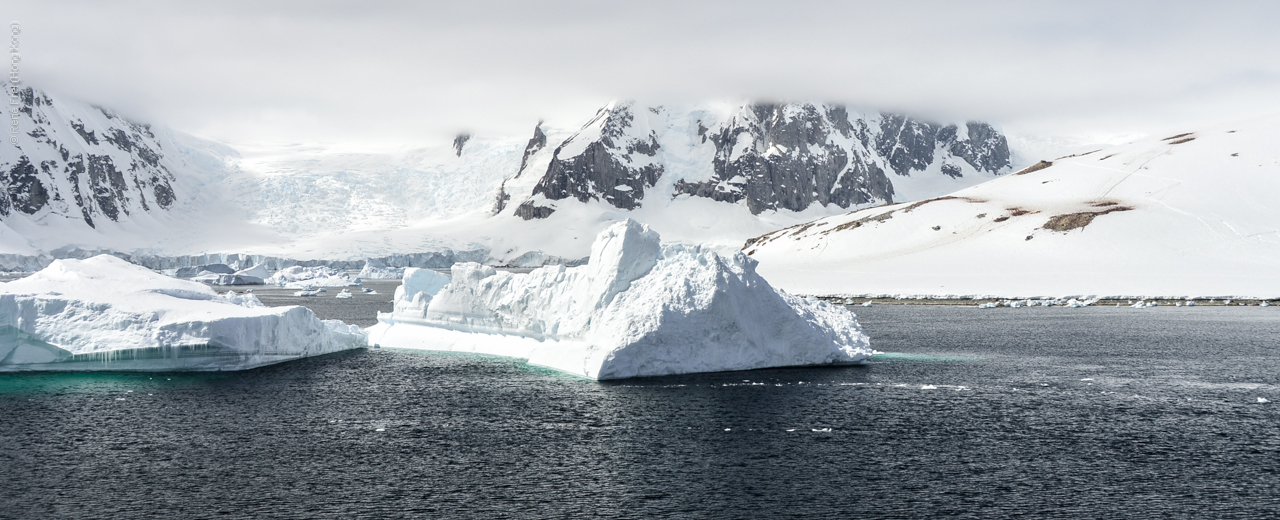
[267,266,361,288]
[0,255,365,371]
[367,219,873,380]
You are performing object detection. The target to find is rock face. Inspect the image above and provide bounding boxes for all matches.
[502,102,1011,219]
[0,86,179,228]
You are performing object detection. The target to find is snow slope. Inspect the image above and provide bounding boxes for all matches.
[0,255,365,371]
[0,86,275,258]
[367,220,872,380]
[747,115,1280,298]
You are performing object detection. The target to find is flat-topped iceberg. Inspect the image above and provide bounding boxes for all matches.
[0,255,365,372]
[367,219,872,380]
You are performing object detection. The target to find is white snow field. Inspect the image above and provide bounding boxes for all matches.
[367,220,873,380]
[747,114,1280,299]
[0,255,365,371]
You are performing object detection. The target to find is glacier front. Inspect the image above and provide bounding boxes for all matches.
[367,219,872,380]
[0,255,365,371]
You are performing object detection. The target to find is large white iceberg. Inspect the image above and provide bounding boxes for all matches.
[367,219,872,379]
[0,255,365,372]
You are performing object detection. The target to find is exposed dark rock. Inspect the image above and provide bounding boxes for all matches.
[514,200,555,220]
[949,122,1010,173]
[453,133,471,157]
[70,120,99,145]
[5,157,48,214]
[86,155,130,221]
[493,123,549,215]
[1013,161,1053,176]
[516,123,547,178]
[677,103,895,214]
[941,163,963,179]
[527,104,662,215]
[153,177,175,208]
[876,113,941,176]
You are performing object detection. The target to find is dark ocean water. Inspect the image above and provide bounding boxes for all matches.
[1,304,1278,519]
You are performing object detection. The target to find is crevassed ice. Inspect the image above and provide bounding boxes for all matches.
[367,219,873,379]
[0,255,365,372]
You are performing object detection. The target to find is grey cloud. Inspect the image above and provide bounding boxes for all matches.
[5,0,1279,146]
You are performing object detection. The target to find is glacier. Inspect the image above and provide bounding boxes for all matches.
[367,219,873,380]
[0,255,365,371]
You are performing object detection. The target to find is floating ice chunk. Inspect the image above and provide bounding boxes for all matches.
[0,255,365,372]
[812,428,832,432]
[294,290,320,297]
[921,385,937,390]
[1262,302,1270,307]
[335,289,353,299]
[1130,300,1147,308]
[368,219,873,380]
[219,290,264,308]
[862,301,873,307]
[268,266,359,287]
[977,302,998,308]
[1185,300,1196,307]
[1259,397,1271,403]
[358,259,404,280]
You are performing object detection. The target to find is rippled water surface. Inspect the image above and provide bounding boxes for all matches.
[2,305,1278,519]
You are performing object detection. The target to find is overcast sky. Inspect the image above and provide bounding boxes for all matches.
[6,0,1280,148]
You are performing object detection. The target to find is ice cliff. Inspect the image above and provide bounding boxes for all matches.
[367,219,872,379]
[0,255,365,371]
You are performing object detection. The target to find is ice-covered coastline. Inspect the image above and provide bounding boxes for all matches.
[0,256,365,372]
[367,220,873,380]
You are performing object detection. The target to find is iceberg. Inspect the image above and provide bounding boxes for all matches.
[0,255,365,372]
[266,266,360,288]
[191,264,269,286]
[358,260,404,280]
[367,219,873,380]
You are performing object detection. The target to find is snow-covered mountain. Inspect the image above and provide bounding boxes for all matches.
[0,91,1015,270]
[746,114,1280,298]
[501,102,1010,221]
[0,87,176,228]
[0,85,256,265]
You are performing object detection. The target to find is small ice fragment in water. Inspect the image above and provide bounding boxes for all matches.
[812,428,832,432]
[1080,378,1094,381]
[786,429,796,432]
[375,428,386,432]
[862,301,873,307]
[921,385,937,390]
[724,428,731,431]
[1259,397,1271,403]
